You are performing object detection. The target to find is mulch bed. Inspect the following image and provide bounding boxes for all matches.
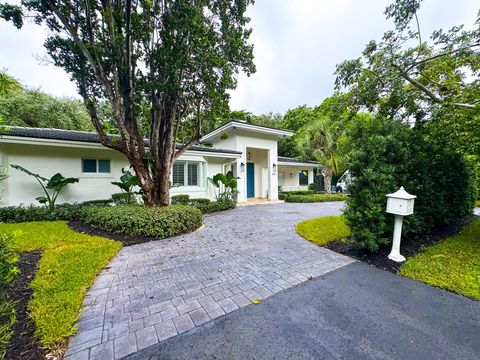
[68,220,160,247]
[5,251,44,360]
[326,216,473,274]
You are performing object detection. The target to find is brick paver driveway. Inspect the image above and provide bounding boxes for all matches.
[65,202,354,360]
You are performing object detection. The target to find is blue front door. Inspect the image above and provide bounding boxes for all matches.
[247,162,255,198]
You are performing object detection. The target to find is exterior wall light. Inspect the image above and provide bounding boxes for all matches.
[386,186,416,262]
[240,162,245,172]
[272,163,277,174]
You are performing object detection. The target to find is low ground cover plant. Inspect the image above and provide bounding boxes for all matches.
[296,216,350,246]
[79,205,202,237]
[0,221,121,351]
[285,193,347,203]
[0,233,18,358]
[400,219,480,301]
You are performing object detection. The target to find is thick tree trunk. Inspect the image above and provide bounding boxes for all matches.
[324,167,333,194]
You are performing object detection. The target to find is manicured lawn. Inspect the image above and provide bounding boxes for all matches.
[296,216,350,246]
[0,221,121,350]
[400,219,480,301]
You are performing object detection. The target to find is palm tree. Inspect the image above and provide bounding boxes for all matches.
[296,117,346,193]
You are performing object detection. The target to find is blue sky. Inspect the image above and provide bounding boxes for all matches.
[0,0,477,115]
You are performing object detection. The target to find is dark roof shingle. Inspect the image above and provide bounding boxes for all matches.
[3,127,241,155]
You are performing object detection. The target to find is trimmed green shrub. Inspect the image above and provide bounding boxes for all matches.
[196,200,236,214]
[111,192,137,205]
[171,194,190,205]
[80,199,112,207]
[279,189,315,200]
[189,198,211,206]
[79,205,202,238]
[0,233,18,358]
[344,117,477,252]
[0,204,80,223]
[285,193,347,203]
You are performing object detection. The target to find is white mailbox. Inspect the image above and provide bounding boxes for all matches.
[386,186,416,263]
[386,187,416,216]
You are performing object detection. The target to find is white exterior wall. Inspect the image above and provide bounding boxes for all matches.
[208,130,284,202]
[278,165,315,191]
[0,140,238,206]
[0,142,128,206]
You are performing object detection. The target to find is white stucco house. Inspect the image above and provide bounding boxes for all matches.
[0,121,319,206]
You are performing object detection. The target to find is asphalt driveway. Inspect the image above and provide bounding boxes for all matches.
[125,261,480,360]
[65,202,354,359]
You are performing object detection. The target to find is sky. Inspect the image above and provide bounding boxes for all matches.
[0,0,477,115]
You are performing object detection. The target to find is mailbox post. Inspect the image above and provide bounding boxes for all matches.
[386,186,416,262]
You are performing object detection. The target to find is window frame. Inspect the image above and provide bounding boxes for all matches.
[81,158,112,175]
[171,161,204,188]
[299,170,309,186]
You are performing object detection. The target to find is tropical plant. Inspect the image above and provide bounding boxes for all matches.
[10,164,79,209]
[0,1,255,207]
[207,171,239,202]
[111,168,139,194]
[296,117,347,193]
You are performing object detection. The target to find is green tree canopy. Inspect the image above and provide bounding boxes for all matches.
[0,71,94,131]
[1,1,255,206]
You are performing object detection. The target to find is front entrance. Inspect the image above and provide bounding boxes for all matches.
[247,162,255,198]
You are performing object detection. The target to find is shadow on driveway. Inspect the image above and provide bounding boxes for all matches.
[124,262,480,360]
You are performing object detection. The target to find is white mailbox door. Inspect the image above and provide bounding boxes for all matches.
[387,198,406,215]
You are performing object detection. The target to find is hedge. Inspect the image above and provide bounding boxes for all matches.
[279,190,314,200]
[79,205,202,238]
[196,200,236,214]
[0,204,80,223]
[285,193,348,203]
[344,117,477,252]
[171,194,190,205]
[111,192,137,205]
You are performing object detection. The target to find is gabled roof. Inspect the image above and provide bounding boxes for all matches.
[1,127,242,155]
[201,121,294,142]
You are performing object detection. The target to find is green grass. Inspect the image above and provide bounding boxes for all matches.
[0,221,121,350]
[475,200,480,207]
[296,216,351,246]
[400,219,480,301]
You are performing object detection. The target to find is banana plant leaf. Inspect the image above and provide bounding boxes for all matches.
[10,164,48,182]
[46,173,79,190]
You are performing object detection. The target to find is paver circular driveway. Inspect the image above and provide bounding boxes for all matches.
[65,202,354,360]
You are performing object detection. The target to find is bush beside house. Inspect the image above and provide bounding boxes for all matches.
[79,205,203,238]
[344,117,477,252]
[285,193,347,203]
[171,194,236,214]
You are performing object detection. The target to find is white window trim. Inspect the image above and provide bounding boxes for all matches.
[171,161,205,188]
[81,158,112,176]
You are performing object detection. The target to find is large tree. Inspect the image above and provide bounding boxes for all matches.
[335,0,480,121]
[1,1,255,206]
